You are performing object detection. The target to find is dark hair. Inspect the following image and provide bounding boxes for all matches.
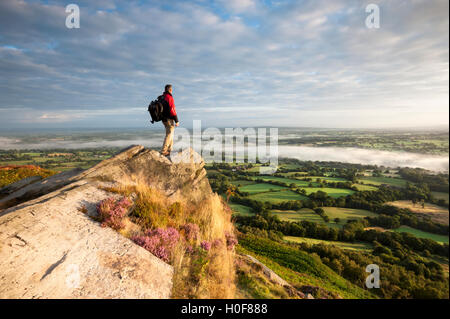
[165,84,172,92]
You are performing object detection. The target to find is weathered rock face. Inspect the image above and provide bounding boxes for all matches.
[0,146,211,298]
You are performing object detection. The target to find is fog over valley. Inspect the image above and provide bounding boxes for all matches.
[1,130,448,172]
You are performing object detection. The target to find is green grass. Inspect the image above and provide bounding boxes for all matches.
[279,164,305,170]
[238,235,376,299]
[252,176,318,187]
[230,180,255,187]
[432,191,449,203]
[356,176,407,188]
[246,166,263,173]
[304,176,349,183]
[229,203,254,217]
[249,190,308,203]
[352,184,378,191]
[281,171,309,177]
[283,236,373,251]
[239,183,288,195]
[393,226,449,244]
[324,207,378,221]
[300,187,355,198]
[271,207,377,229]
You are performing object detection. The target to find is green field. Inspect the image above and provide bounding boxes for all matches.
[304,176,349,183]
[239,183,288,194]
[432,191,449,203]
[252,175,318,187]
[281,171,309,176]
[271,207,377,229]
[356,176,407,188]
[230,180,255,187]
[352,183,378,191]
[249,190,308,203]
[301,187,355,198]
[393,226,449,244]
[238,235,376,299]
[228,203,254,216]
[284,236,373,251]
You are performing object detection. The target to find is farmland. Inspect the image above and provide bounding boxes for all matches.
[0,137,448,299]
[0,149,115,172]
[283,236,373,251]
[278,129,449,155]
[393,226,449,244]
[209,156,449,298]
[271,207,377,229]
[387,200,449,225]
[356,176,407,188]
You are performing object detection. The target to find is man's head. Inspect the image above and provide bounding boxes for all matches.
[165,84,172,94]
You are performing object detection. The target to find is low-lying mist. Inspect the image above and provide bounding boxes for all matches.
[1,135,448,172]
[277,145,449,172]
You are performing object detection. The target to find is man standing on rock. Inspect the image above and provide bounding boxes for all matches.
[161,84,179,156]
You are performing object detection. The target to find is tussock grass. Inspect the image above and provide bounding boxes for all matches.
[101,177,236,299]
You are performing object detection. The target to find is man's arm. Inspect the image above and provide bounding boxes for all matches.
[166,95,179,124]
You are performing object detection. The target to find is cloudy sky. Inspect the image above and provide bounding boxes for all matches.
[0,0,448,130]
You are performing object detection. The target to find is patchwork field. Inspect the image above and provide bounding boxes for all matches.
[352,183,378,191]
[252,176,319,187]
[356,176,407,188]
[271,207,377,229]
[432,191,450,204]
[284,236,373,251]
[249,190,308,203]
[300,187,355,198]
[228,203,254,217]
[239,183,287,195]
[230,180,255,187]
[387,200,449,225]
[304,176,349,183]
[393,226,449,244]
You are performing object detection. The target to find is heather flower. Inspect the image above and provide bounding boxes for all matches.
[132,227,180,262]
[212,238,223,248]
[225,232,238,250]
[200,240,211,251]
[96,197,132,230]
[182,223,200,241]
[185,245,194,254]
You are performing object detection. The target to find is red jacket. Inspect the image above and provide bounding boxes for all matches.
[163,92,178,123]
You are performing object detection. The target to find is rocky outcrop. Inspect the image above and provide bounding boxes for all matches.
[0,146,211,298]
[0,175,42,196]
[0,145,210,211]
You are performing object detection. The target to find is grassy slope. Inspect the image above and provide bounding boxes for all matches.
[252,175,319,187]
[229,203,254,216]
[283,236,373,251]
[271,207,377,229]
[393,226,449,244]
[248,190,309,203]
[301,187,355,198]
[356,176,407,188]
[352,183,378,191]
[431,191,449,203]
[0,166,56,187]
[238,235,375,299]
[239,183,287,194]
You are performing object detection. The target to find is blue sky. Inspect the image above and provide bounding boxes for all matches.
[0,0,448,129]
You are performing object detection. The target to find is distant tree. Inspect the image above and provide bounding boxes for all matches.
[226,185,237,203]
[334,217,341,224]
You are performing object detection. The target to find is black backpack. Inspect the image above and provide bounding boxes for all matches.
[147,95,167,123]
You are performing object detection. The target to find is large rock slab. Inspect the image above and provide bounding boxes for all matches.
[0,146,210,298]
[0,146,210,211]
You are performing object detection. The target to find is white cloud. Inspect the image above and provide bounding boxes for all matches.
[0,0,448,129]
[218,0,257,13]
